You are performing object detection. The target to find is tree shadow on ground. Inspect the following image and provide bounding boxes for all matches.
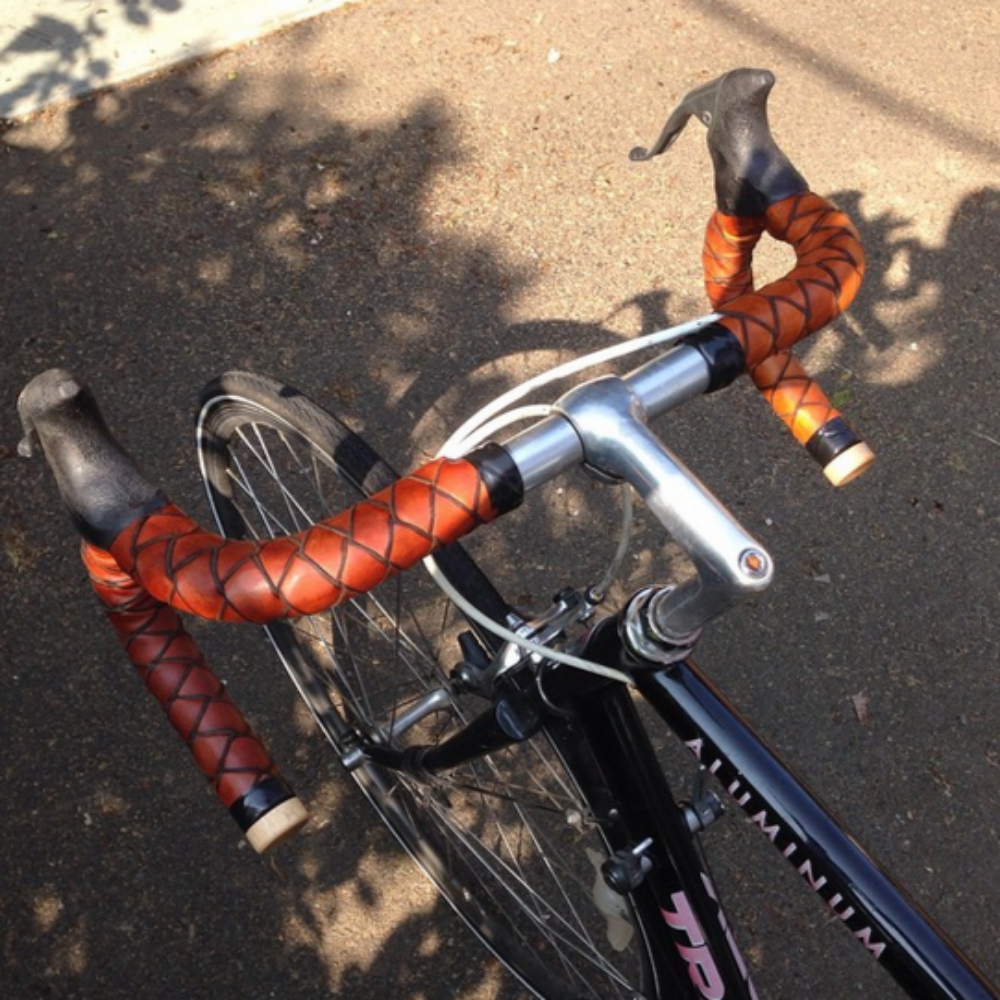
[0,41,650,1000]
[2,21,1000,1000]
[0,50,527,1000]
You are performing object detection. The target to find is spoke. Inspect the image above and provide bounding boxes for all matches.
[411,744,611,981]
[420,795,632,993]
[227,451,281,538]
[431,775,581,815]
[227,426,314,533]
[208,410,648,998]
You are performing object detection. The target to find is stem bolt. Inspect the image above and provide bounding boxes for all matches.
[739,548,770,579]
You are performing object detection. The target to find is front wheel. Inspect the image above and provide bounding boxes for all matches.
[196,370,665,999]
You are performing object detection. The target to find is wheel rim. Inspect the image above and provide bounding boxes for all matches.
[198,393,658,999]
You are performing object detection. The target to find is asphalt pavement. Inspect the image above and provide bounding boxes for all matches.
[2,1,1000,998]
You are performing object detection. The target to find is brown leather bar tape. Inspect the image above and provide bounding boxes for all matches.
[702,210,767,309]
[711,192,865,367]
[107,455,499,625]
[82,542,308,851]
[750,351,840,446]
[751,351,875,485]
[700,193,873,485]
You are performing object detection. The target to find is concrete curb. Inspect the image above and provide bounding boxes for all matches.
[1,0,354,120]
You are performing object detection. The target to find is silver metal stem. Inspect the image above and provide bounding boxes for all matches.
[503,350,773,639]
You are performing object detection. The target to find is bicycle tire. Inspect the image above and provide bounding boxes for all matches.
[196,370,664,1000]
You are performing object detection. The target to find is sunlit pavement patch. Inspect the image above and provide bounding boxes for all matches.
[1,0,354,120]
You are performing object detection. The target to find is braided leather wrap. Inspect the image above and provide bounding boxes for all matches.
[108,456,498,624]
[750,351,838,446]
[710,192,864,366]
[702,211,766,308]
[702,192,864,448]
[82,542,280,810]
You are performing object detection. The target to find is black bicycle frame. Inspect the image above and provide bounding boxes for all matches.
[362,599,998,998]
[555,615,999,1000]
[564,671,760,999]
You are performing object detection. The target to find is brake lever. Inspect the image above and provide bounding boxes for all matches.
[630,67,808,217]
[629,75,721,161]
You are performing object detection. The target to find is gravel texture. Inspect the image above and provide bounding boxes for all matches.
[2,1,1000,998]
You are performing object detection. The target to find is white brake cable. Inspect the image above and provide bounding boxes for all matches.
[439,313,719,460]
[438,405,555,458]
[424,557,634,685]
[591,484,634,602]
[427,313,719,684]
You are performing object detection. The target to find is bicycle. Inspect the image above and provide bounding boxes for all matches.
[17,68,999,999]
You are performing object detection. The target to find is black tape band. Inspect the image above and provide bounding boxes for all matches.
[806,417,860,468]
[229,775,297,832]
[466,442,525,516]
[681,324,747,393]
